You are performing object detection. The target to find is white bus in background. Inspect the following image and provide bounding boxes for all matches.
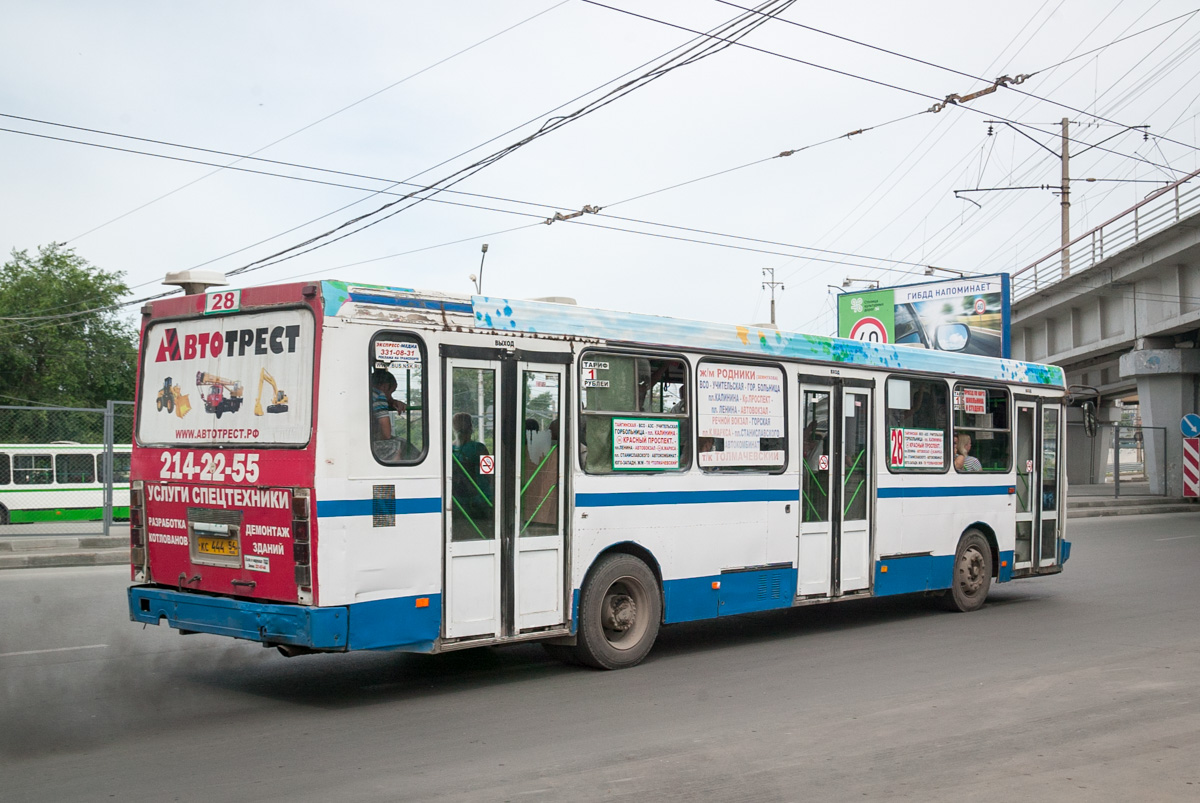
[128,279,1069,669]
[0,442,131,525]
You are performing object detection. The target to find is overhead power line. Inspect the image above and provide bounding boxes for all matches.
[63,0,571,244]
[0,111,968,327]
[714,0,1200,157]
[216,0,798,279]
[584,0,1187,177]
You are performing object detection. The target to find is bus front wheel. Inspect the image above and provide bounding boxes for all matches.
[574,553,661,670]
[943,530,992,613]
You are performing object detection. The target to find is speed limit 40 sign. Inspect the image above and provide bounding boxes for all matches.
[848,316,888,343]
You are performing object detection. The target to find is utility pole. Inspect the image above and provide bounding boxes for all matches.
[762,268,784,325]
[956,119,1154,279]
[1060,117,1070,278]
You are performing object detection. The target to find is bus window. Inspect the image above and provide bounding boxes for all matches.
[99,453,131,483]
[580,352,689,474]
[0,453,8,485]
[369,333,426,464]
[885,377,948,472]
[801,390,830,522]
[696,361,785,472]
[13,454,52,485]
[520,370,560,537]
[55,454,96,484]
[450,367,495,541]
[953,385,1011,473]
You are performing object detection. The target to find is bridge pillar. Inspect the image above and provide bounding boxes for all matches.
[1119,348,1200,496]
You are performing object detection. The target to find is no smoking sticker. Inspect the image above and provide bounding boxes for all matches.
[479,455,495,475]
[817,455,829,471]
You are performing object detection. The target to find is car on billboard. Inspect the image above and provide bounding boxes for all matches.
[894,300,1003,356]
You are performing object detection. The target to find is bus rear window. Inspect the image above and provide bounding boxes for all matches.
[137,308,315,447]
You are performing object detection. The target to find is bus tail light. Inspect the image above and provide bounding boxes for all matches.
[293,488,312,604]
[130,481,149,582]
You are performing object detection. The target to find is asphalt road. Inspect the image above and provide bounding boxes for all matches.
[3,513,1200,802]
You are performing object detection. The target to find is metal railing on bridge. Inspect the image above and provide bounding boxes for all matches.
[1012,166,1200,302]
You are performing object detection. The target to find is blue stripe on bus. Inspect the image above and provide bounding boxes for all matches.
[877,485,1011,499]
[316,497,441,518]
[575,488,800,508]
[347,292,473,314]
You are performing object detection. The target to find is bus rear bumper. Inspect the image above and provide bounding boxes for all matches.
[128,586,348,651]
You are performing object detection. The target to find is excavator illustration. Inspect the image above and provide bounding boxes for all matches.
[195,371,244,418]
[254,368,289,415]
[155,377,192,418]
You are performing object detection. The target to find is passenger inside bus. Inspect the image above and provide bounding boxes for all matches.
[371,368,414,461]
[954,433,982,472]
[451,412,494,540]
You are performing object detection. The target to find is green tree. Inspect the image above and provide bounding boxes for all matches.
[0,244,137,435]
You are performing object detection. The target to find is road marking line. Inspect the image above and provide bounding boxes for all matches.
[1155,535,1200,541]
[0,644,108,658]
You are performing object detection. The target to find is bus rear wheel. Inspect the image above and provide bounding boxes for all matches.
[573,553,661,670]
[942,530,992,612]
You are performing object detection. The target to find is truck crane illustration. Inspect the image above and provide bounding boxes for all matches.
[195,371,244,418]
[254,368,289,415]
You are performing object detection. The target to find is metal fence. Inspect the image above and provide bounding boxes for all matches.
[1012,167,1200,302]
[0,402,134,535]
[1067,422,1168,497]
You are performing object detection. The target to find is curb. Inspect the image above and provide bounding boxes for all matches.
[0,550,129,570]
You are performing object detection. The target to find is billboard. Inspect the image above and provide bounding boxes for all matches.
[837,274,1009,358]
[137,308,315,446]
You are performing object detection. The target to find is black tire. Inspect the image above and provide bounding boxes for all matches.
[574,553,661,670]
[0,505,9,526]
[166,396,174,413]
[942,530,992,612]
[156,396,163,412]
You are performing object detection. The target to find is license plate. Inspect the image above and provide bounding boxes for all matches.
[197,536,239,557]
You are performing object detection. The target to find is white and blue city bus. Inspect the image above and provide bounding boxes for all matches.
[128,280,1069,669]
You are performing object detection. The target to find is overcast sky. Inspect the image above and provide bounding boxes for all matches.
[3,0,1199,334]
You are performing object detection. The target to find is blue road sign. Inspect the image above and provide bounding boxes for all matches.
[1182,413,1200,438]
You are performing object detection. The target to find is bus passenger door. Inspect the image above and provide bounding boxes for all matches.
[798,383,833,596]
[444,358,502,639]
[1014,400,1062,572]
[514,363,566,631]
[838,386,872,593]
[797,379,873,596]
[1014,401,1037,571]
[1037,404,1062,569]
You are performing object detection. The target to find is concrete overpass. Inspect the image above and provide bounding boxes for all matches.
[1010,167,1200,496]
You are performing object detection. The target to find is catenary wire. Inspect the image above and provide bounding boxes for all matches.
[63,0,571,244]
